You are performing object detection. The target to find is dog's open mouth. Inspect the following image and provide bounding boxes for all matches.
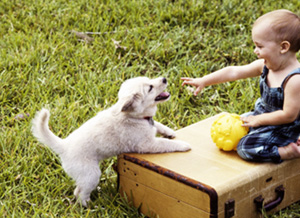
[155,92,170,101]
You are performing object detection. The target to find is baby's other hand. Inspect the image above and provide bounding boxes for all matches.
[240,115,261,128]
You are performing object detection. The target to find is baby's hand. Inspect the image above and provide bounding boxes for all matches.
[181,77,205,96]
[240,115,261,128]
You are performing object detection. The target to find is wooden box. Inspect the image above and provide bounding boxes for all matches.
[117,113,300,218]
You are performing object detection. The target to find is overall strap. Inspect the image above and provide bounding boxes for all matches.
[280,68,300,89]
[261,66,269,78]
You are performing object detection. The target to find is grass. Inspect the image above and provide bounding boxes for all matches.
[1,0,300,217]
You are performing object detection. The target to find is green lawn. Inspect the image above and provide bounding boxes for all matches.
[1,0,300,217]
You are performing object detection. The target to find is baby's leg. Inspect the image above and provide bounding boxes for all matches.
[278,142,300,160]
[237,132,280,162]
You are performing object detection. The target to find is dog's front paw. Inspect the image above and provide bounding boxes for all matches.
[165,132,176,139]
[160,127,176,139]
[155,121,177,139]
[175,140,191,151]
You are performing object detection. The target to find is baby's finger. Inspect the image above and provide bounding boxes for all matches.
[240,117,248,122]
[180,77,192,82]
[194,87,202,96]
[240,118,248,126]
[241,123,250,127]
[181,81,187,86]
[181,80,192,86]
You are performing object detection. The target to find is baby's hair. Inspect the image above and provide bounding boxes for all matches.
[254,9,300,52]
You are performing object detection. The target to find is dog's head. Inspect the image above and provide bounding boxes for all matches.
[117,77,170,118]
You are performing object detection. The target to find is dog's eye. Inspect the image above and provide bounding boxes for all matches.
[149,85,153,92]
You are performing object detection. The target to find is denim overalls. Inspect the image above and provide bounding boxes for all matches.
[237,66,300,163]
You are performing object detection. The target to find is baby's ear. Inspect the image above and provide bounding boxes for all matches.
[280,41,291,53]
[121,93,141,112]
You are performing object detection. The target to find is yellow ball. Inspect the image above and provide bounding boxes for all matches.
[210,113,249,151]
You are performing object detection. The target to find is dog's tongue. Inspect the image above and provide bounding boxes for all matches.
[160,92,169,97]
[155,92,170,101]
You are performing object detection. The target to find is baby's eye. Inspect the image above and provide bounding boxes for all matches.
[149,85,153,92]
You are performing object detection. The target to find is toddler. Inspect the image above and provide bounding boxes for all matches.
[181,9,300,163]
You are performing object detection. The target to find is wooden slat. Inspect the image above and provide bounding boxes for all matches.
[119,175,211,218]
[118,158,211,212]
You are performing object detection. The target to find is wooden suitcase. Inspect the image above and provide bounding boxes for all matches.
[117,113,300,218]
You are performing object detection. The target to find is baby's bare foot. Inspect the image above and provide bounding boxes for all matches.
[278,142,300,160]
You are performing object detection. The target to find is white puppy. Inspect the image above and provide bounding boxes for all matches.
[32,77,190,206]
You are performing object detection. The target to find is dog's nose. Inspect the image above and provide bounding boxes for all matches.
[162,77,167,84]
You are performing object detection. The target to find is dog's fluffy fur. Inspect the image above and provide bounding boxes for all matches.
[32,77,190,206]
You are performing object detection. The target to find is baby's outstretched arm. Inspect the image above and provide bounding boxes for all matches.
[181,60,263,96]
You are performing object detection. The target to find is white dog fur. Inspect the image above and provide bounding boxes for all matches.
[32,77,190,206]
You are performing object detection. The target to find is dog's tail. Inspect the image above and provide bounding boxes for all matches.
[31,108,65,155]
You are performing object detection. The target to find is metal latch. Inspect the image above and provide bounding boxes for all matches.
[225,199,235,218]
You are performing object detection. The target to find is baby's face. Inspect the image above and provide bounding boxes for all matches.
[252,23,282,70]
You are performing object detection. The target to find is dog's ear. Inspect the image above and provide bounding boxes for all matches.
[121,98,134,112]
[121,93,141,112]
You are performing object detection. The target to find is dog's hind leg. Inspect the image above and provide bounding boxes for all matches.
[73,163,101,207]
